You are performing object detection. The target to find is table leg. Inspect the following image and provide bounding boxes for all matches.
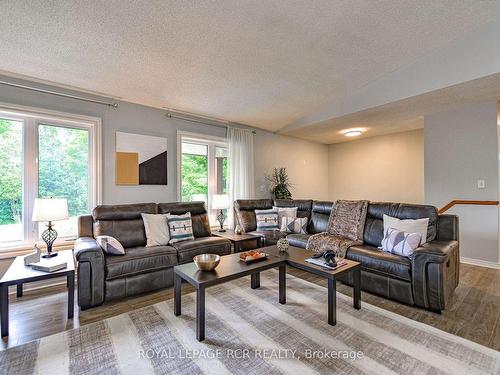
[353,267,361,310]
[174,273,182,316]
[328,278,336,326]
[1,284,8,337]
[196,286,205,342]
[67,271,74,319]
[279,264,286,304]
[16,284,23,298]
[251,272,260,289]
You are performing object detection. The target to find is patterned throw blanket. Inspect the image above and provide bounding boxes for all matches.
[306,200,369,258]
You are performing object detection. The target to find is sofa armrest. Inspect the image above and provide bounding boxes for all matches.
[437,214,459,241]
[78,215,94,238]
[411,240,459,311]
[74,237,105,309]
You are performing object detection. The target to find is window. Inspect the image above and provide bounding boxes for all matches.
[0,104,101,250]
[178,132,229,224]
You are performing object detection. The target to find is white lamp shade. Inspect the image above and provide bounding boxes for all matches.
[212,194,230,210]
[32,198,69,222]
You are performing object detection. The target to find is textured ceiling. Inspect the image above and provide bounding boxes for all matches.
[0,1,500,134]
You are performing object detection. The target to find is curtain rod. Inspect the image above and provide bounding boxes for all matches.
[0,80,119,108]
[165,112,256,134]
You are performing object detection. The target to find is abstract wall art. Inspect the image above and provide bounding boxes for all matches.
[115,131,168,185]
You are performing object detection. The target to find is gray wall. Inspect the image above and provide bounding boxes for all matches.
[0,75,329,206]
[425,102,499,264]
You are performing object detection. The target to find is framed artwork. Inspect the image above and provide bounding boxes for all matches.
[115,131,168,185]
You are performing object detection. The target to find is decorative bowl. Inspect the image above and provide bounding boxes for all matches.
[193,253,221,271]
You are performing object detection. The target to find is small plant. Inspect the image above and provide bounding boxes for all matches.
[266,167,293,199]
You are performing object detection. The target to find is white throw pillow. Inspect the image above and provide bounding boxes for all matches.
[281,216,308,234]
[95,235,125,255]
[273,206,298,228]
[167,212,195,244]
[383,214,429,245]
[141,213,170,247]
[381,227,421,257]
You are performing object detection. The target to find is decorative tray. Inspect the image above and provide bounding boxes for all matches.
[239,250,268,263]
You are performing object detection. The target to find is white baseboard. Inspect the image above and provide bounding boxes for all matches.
[460,257,500,269]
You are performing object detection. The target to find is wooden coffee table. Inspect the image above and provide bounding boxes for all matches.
[174,252,285,341]
[0,249,75,338]
[173,246,361,341]
[266,245,361,326]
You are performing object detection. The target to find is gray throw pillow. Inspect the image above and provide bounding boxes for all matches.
[96,235,125,255]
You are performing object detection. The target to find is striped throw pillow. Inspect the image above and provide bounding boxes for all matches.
[381,227,421,257]
[281,217,308,234]
[255,209,279,231]
[167,212,195,244]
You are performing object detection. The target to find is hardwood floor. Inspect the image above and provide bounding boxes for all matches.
[1,263,499,351]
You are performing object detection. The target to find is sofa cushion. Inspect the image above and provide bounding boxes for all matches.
[105,245,177,280]
[286,233,311,249]
[246,230,288,246]
[234,199,273,232]
[346,245,411,282]
[158,202,211,238]
[308,201,333,234]
[364,202,438,248]
[93,203,157,248]
[171,237,231,263]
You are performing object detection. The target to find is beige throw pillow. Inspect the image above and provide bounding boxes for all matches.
[141,213,170,247]
[273,206,298,228]
[383,214,429,245]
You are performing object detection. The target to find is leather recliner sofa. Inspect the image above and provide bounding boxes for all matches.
[75,202,231,309]
[234,199,459,312]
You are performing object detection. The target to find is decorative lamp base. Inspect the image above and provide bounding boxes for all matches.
[216,209,226,233]
[41,221,58,259]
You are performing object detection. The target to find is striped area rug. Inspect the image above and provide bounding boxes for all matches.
[1,270,499,375]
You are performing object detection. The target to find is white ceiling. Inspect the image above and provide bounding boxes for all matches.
[1,1,500,140]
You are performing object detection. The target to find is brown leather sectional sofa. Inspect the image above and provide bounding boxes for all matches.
[234,199,460,312]
[75,202,231,309]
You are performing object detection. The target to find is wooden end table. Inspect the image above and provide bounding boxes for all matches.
[0,249,75,338]
[212,229,263,252]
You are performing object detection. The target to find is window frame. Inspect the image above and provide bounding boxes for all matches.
[0,102,102,252]
[177,131,228,224]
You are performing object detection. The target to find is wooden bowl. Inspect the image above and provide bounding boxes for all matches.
[193,254,221,271]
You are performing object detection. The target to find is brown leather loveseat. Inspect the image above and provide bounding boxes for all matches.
[75,202,231,309]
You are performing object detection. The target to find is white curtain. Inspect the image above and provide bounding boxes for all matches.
[227,127,255,228]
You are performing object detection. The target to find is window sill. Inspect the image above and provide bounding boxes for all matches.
[0,241,75,260]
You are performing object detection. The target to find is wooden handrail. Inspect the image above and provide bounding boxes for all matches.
[438,200,499,214]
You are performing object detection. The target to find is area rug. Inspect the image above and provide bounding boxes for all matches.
[1,270,499,375]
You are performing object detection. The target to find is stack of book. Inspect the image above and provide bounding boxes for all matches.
[30,258,67,273]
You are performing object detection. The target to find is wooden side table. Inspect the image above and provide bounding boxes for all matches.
[0,249,75,338]
[212,229,263,253]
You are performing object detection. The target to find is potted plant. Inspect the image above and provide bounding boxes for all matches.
[266,167,293,199]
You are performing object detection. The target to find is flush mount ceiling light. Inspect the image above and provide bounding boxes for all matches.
[342,129,364,137]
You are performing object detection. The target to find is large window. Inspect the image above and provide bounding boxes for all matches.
[178,133,229,224]
[0,105,100,250]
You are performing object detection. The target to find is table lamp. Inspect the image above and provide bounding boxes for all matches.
[32,198,69,258]
[212,194,230,232]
